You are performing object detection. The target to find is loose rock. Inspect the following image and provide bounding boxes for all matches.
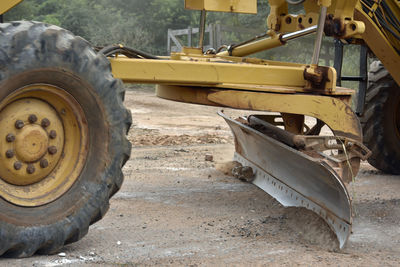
[205,154,214,162]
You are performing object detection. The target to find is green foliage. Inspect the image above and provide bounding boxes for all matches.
[5,1,38,21]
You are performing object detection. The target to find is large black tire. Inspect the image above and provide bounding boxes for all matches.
[361,61,400,174]
[0,21,131,257]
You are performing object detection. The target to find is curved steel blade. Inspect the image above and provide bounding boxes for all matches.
[219,111,352,249]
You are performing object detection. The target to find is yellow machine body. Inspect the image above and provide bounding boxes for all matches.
[1,0,399,251]
[106,0,399,151]
[109,0,400,249]
[184,0,257,14]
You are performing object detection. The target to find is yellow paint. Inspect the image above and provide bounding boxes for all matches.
[185,0,257,14]
[156,85,360,140]
[208,90,362,141]
[264,1,399,85]
[0,85,88,207]
[354,3,400,86]
[111,57,315,89]
[0,0,23,14]
[0,99,64,186]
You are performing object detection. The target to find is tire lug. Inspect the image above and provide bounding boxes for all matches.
[48,146,57,155]
[26,164,35,174]
[15,120,24,129]
[6,133,15,143]
[14,161,22,171]
[5,150,14,158]
[40,159,49,168]
[28,114,38,123]
[49,130,57,139]
[41,118,51,128]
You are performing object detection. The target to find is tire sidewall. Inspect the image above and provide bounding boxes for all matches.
[362,61,400,174]
[0,21,130,256]
[382,85,400,158]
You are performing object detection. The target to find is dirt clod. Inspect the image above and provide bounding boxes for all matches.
[232,165,255,183]
[205,154,214,162]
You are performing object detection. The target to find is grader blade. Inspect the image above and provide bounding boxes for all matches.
[219,112,352,249]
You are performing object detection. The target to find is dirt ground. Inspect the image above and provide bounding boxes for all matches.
[2,87,400,266]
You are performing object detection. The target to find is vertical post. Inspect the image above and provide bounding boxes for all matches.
[198,10,207,50]
[209,24,214,49]
[211,24,216,49]
[334,39,344,87]
[0,15,3,23]
[311,6,328,65]
[216,24,222,49]
[188,26,192,47]
[356,45,369,115]
[167,29,171,53]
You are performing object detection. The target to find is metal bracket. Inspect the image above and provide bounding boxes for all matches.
[333,40,368,115]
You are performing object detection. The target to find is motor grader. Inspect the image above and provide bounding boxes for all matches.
[0,0,398,257]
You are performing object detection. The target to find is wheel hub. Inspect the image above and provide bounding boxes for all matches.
[0,98,64,186]
[15,125,49,163]
[0,85,88,206]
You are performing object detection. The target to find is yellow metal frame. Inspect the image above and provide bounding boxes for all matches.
[111,0,400,101]
[355,3,400,85]
[112,57,308,89]
[184,0,257,14]
[265,0,400,84]
[155,85,360,140]
[1,0,399,170]
[2,0,398,86]
[109,0,393,145]
[268,0,365,37]
[0,0,23,15]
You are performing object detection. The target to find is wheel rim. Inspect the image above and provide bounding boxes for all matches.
[0,84,88,207]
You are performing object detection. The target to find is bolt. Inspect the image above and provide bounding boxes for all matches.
[28,114,38,123]
[41,118,51,128]
[48,146,57,155]
[61,109,66,115]
[6,133,15,143]
[26,164,35,174]
[49,130,57,139]
[15,120,24,129]
[14,161,22,171]
[5,150,14,159]
[40,159,49,168]
[348,142,354,147]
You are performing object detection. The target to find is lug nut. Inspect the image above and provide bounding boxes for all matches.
[6,133,15,143]
[40,159,49,168]
[28,114,38,123]
[48,146,57,155]
[15,120,24,129]
[49,130,57,139]
[5,150,14,159]
[41,118,51,128]
[14,161,22,171]
[26,164,35,174]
